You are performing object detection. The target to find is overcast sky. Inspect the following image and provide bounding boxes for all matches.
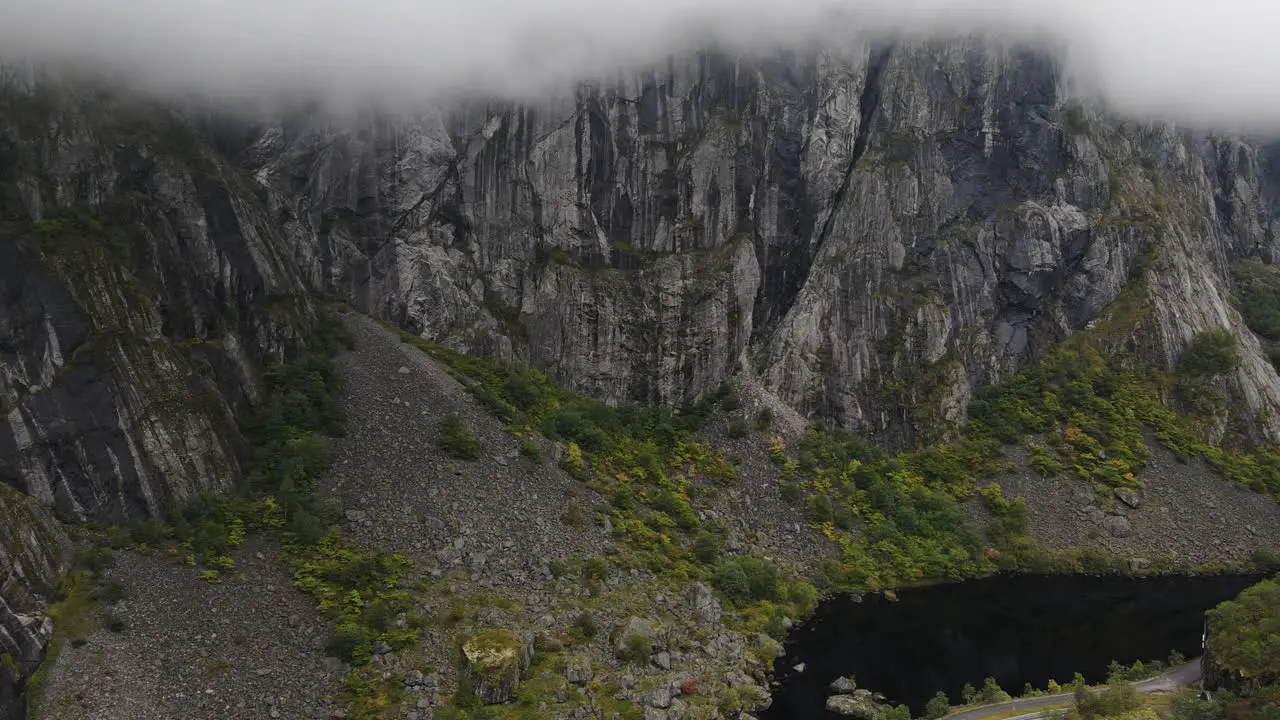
[2,0,1279,127]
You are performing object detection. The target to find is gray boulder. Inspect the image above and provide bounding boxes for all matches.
[1115,488,1143,509]
[1103,515,1134,538]
[688,582,722,625]
[565,656,592,685]
[829,676,858,694]
[615,616,657,655]
[826,694,881,719]
[461,630,533,704]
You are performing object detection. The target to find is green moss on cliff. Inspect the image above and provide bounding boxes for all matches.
[1232,260,1280,369]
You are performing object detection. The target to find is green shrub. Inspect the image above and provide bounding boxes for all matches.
[779,482,802,506]
[713,556,779,604]
[718,384,741,412]
[90,579,127,604]
[981,677,1012,704]
[572,611,598,640]
[582,556,610,582]
[1205,578,1280,686]
[517,438,541,462]
[650,491,698,531]
[609,486,636,513]
[562,499,586,528]
[926,691,951,719]
[755,407,775,430]
[326,622,371,664]
[1233,260,1280,371]
[104,611,128,633]
[620,632,652,665]
[713,561,751,603]
[728,420,749,439]
[127,518,170,546]
[787,580,819,617]
[882,705,912,720]
[439,414,480,460]
[805,493,834,524]
[1251,548,1280,573]
[693,532,723,565]
[286,508,330,546]
[1075,680,1139,720]
[1179,329,1239,377]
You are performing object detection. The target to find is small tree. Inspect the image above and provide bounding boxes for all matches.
[981,677,1012,704]
[926,691,951,719]
[1076,680,1139,720]
[1205,578,1280,690]
[693,532,723,565]
[805,493,834,523]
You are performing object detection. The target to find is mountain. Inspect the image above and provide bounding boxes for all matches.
[2,36,1280,719]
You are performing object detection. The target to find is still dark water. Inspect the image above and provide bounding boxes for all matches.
[764,573,1263,719]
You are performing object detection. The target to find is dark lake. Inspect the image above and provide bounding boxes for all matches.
[763,573,1264,719]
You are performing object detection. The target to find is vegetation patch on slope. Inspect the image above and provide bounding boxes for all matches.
[1232,260,1280,370]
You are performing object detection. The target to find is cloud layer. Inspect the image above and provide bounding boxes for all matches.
[3,0,1280,127]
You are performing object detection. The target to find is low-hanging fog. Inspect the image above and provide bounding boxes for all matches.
[2,0,1279,129]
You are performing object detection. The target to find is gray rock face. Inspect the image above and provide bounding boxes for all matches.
[0,72,315,712]
[4,33,1280,719]
[565,656,592,685]
[0,75,315,524]
[687,582,722,625]
[232,40,1280,448]
[0,485,71,718]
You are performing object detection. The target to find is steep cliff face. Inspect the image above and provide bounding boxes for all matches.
[241,39,1280,445]
[0,69,316,717]
[0,71,315,522]
[0,486,69,720]
[2,33,1280,720]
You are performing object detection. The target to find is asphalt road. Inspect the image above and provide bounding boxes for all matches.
[946,660,1202,720]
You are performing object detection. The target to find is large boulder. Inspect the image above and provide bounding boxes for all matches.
[461,629,533,704]
[829,676,858,694]
[615,616,658,656]
[1114,488,1143,509]
[1103,515,1134,538]
[826,694,881,719]
[688,582,722,625]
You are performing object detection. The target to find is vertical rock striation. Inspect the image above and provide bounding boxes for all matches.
[0,70,316,714]
[242,39,1280,445]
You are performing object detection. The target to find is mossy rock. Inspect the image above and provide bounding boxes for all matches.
[460,629,533,705]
